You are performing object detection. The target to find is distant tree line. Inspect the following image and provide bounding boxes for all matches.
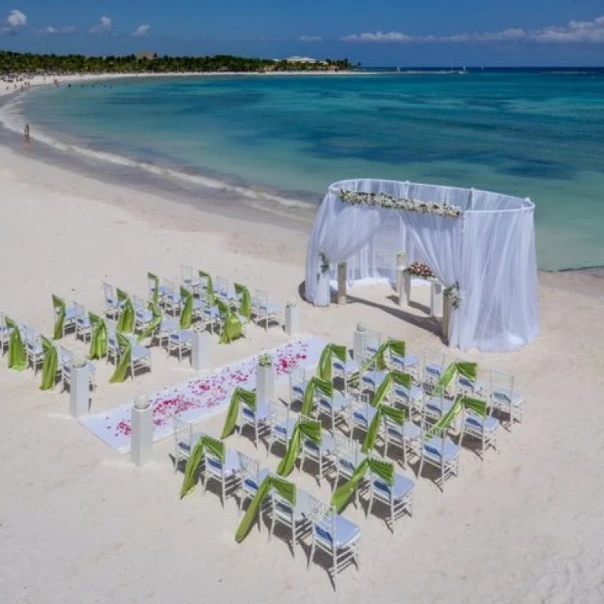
[0,51,354,74]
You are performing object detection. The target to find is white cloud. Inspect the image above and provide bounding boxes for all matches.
[341,14,604,44]
[39,25,76,36]
[7,9,26,27]
[132,24,151,37]
[90,16,111,34]
[1,9,27,33]
[299,35,322,42]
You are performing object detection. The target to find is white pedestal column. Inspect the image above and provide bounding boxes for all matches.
[70,356,90,419]
[431,281,444,318]
[256,364,275,402]
[131,396,153,467]
[284,303,299,336]
[396,268,408,307]
[442,296,452,345]
[191,332,210,372]
[353,324,367,363]
[337,263,347,305]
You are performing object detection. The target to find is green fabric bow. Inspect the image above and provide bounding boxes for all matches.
[5,317,26,371]
[348,339,408,387]
[52,294,66,340]
[116,288,135,334]
[361,371,411,454]
[276,417,322,477]
[301,376,333,417]
[221,387,257,439]
[88,312,108,360]
[40,335,58,390]
[234,283,252,322]
[179,286,194,329]
[217,299,242,344]
[459,395,488,417]
[180,434,226,498]
[198,270,215,305]
[235,474,296,543]
[424,396,464,441]
[316,343,347,382]
[137,302,162,343]
[147,272,160,305]
[436,361,478,390]
[109,332,133,383]
[331,456,394,513]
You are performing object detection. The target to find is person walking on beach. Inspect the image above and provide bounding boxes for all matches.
[23,124,30,143]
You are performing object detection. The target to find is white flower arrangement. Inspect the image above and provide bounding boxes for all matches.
[318,251,330,274]
[444,282,461,309]
[338,190,462,218]
[258,352,273,367]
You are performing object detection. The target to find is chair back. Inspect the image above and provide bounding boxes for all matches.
[270,401,290,430]
[308,494,336,544]
[490,369,514,405]
[253,288,268,307]
[0,312,5,329]
[239,452,263,492]
[173,415,193,449]
[216,276,229,294]
[103,282,115,303]
[181,265,194,283]
[74,302,86,319]
[133,296,146,312]
[334,433,362,474]
[423,347,446,384]
[59,345,73,371]
[164,279,176,295]
[365,328,381,356]
[203,435,226,477]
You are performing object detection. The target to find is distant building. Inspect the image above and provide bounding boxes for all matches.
[137,51,158,61]
[273,56,329,65]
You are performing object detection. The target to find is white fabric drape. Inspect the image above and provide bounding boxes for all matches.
[304,179,539,352]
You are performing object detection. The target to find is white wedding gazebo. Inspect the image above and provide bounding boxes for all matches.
[304,179,539,352]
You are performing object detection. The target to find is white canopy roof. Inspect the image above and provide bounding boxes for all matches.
[304,179,539,352]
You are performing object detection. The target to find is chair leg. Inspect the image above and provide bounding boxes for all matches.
[308,536,316,570]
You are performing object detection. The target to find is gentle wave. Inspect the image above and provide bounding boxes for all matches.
[0,93,315,213]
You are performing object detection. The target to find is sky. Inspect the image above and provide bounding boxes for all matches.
[1,0,603,66]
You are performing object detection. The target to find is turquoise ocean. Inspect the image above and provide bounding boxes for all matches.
[10,69,604,270]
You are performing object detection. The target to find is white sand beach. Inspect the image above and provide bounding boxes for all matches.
[0,122,603,604]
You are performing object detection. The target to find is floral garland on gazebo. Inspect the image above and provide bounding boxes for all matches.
[338,190,462,218]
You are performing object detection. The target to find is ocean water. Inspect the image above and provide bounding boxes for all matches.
[10,69,604,270]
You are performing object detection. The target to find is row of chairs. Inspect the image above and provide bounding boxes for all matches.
[173,424,362,590]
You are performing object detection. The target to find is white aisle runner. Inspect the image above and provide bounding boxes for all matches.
[81,337,326,453]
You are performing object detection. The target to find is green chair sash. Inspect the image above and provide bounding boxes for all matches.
[40,335,58,390]
[234,283,252,321]
[316,343,347,382]
[374,339,406,370]
[276,417,322,477]
[116,292,135,334]
[221,387,257,439]
[52,294,66,340]
[217,299,242,344]
[235,475,296,543]
[147,272,160,305]
[198,270,215,305]
[424,396,464,441]
[88,312,108,360]
[332,457,394,513]
[179,286,194,329]
[301,376,333,417]
[437,361,478,390]
[6,317,27,371]
[109,332,132,383]
[180,435,226,498]
[137,302,162,343]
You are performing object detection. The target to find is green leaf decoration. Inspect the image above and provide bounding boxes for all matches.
[276,417,322,477]
[316,343,347,382]
[147,272,160,305]
[234,283,252,321]
[5,317,27,371]
[221,387,257,439]
[179,286,194,329]
[40,335,58,390]
[198,270,215,305]
[116,289,135,334]
[234,474,296,543]
[88,312,108,360]
[331,457,394,513]
[52,294,66,340]
[109,332,133,383]
[301,376,333,417]
[137,302,162,344]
